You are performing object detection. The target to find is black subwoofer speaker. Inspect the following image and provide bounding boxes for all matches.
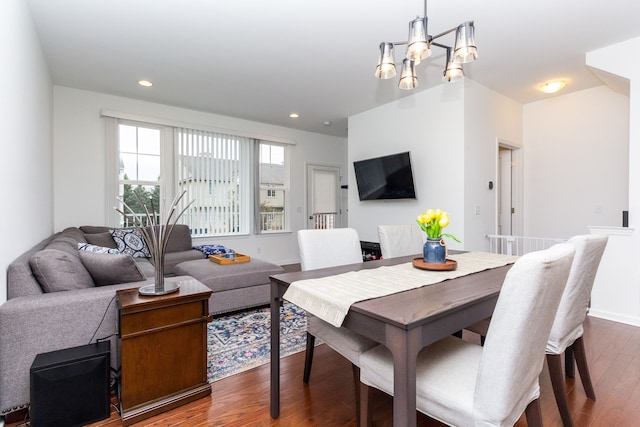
[30,341,111,427]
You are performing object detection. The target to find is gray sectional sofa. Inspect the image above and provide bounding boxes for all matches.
[0,225,283,417]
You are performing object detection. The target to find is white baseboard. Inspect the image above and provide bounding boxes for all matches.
[588,310,640,327]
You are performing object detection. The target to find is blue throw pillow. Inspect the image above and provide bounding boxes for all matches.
[193,244,234,257]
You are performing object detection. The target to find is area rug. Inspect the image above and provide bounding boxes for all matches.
[207,302,308,382]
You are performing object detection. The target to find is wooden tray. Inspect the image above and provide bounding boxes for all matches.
[209,253,250,265]
[412,257,457,271]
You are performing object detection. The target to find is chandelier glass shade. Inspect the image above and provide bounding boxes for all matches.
[442,48,464,82]
[453,21,478,63]
[374,0,477,90]
[406,17,431,63]
[398,59,419,90]
[375,42,397,79]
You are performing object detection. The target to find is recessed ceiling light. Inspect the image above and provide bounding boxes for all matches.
[323,121,332,126]
[138,80,153,87]
[289,113,300,118]
[538,80,566,94]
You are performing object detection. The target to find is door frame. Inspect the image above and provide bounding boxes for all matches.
[305,163,344,229]
[495,138,523,237]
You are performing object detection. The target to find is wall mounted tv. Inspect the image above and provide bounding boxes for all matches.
[353,151,417,201]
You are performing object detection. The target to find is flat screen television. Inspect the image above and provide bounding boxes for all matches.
[353,151,417,201]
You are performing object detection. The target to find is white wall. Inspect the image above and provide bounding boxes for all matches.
[582,37,640,326]
[348,79,522,250]
[53,86,347,266]
[349,69,638,326]
[464,82,523,250]
[0,0,53,304]
[523,86,629,238]
[348,83,465,245]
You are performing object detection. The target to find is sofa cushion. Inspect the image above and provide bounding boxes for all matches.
[45,239,79,257]
[161,224,193,253]
[79,251,145,286]
[134,258,155,279]
[59,227,87,243]
[110,228,151,258]
[79,225,111,234]
[174,258,284,293]
[78,242,119,254]
[84,232,117,249]
[163,249,206,274]
[43,227,87,258]
[29,249,95,292]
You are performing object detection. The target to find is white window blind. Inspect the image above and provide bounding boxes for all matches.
[176,128,251,236]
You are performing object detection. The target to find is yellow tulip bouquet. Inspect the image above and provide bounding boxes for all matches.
[416,209,461,242]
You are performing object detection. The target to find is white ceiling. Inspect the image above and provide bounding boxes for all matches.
[26,0,640,138]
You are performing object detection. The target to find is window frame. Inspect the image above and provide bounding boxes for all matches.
[106,118,174,227]
[105,115,293,237]
[256,141,291,234]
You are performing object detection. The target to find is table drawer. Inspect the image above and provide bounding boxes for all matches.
[120,301,203,336]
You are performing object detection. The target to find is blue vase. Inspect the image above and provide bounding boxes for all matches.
[423,238,446,264]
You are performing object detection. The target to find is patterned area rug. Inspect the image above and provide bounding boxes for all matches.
[207,302,308,382]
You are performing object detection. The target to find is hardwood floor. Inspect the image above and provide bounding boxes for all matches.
[7,316,640,426]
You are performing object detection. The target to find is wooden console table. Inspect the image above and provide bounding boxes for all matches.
[117,277,213,426]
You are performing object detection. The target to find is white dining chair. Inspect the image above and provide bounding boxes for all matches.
[377,224,426,259]
[359,243,576,427]
[545,234,608,426]
[466,234,608,427]
[297,228,379,418]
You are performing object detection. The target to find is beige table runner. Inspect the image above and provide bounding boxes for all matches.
[283,252,519,327]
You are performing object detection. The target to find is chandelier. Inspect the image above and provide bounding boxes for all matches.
[375,0,478,90]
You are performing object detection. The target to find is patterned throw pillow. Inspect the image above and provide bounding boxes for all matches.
[109,228,151,258]
[77,242,120,254]
[193,244,234,257]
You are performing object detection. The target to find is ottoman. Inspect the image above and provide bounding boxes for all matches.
[174,258,284,315]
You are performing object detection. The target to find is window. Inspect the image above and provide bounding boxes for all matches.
[258,142,290,233]
[117,123,162,227]
[176,128,251,237]
[105,114,291,237]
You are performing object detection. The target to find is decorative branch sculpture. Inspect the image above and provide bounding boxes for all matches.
[115,189,194,295]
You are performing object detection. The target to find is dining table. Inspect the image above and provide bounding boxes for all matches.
[269,252,516,427]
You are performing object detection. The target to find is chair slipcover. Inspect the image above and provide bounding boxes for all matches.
[297,228,377,372]
[377,224,426,259]
[298,228,363,271]
[306,315,377,365]
[466,234,608,426]
[546,234,608,354]
[360,243,575,426]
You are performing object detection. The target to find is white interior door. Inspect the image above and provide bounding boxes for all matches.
[306,164,341,229]
[498,147,513,235]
